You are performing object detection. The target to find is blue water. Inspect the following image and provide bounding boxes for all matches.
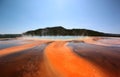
[23,36,87,40]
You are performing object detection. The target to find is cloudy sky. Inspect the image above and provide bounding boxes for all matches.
[0,0,120,34]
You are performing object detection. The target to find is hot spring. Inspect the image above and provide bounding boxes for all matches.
[21,36,87,40]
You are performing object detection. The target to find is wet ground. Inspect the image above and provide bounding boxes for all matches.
[0,37,120,77]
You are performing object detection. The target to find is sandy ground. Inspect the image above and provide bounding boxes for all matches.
[0,37,120,77]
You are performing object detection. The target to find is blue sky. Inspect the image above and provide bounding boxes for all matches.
[0,0,120,34]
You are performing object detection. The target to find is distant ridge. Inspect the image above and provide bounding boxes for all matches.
[0,34,21,38]
[24,26,120,37]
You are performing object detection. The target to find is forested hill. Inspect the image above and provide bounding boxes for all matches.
[23,26,120,37]
[0,34,21,38]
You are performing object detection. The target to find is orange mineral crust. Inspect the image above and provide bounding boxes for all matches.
[44,41,107,77]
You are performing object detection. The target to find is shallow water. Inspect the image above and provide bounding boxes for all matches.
[0,40,22,50]
[0,40,32,50]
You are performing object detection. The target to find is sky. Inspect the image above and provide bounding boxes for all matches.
[0,0,120,34]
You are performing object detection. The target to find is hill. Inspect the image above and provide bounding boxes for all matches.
[23,26,120,37]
